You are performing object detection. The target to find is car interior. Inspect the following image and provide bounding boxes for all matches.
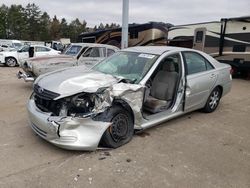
[143,54,181,115]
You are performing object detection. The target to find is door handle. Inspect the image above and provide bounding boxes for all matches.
[185,86,191,96]
[210,74,216,78]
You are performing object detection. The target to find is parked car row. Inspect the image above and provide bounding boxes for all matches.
[0,45,61,67]
[24,46,232,151]
[17,43,119,82]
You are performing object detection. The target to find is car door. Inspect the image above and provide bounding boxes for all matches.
[17,46,29,61]
[183,51,217,112]
[77,47,105,67]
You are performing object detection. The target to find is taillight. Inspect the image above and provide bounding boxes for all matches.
[230,68,234,75]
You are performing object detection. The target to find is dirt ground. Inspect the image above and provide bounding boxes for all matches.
[0,66,250,188]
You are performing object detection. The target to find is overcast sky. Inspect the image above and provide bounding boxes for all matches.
[1,0,250,27]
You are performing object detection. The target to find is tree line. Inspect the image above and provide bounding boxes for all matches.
[0,3,120,42]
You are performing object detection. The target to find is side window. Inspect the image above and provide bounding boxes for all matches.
[45,47,51,51]
[90,48,100,57]
[183,52,214,75]
[195,31,203,43]
[82,48,92,57]
[36,47,50,52]
[160,53,181,74]
[20,46,29,52]
[150,53,181,82]
[107,49,115,57]
[233,45,246,52]
[82,47,103,57]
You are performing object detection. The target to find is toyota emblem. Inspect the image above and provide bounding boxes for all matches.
[38,87,44,93]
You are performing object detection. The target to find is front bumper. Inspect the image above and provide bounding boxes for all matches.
[16,71,35,82]
[27,98,111,150]
[0,56,5,64]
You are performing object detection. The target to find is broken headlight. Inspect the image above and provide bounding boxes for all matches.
[68,93,95,117]
[58,89,111,117]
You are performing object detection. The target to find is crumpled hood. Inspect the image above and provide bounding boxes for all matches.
[29,55,72,62]
[35,66,118,98]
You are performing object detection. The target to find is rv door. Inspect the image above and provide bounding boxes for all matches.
[193,28,206,51]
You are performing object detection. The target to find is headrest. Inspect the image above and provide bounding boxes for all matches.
[162,59,175,72]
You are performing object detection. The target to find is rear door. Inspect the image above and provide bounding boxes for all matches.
[193,28,206,51]
[183,51,217,111]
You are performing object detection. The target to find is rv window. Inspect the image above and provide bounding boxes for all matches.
[130,30,138,39]
[183,52,214,75]
[82,37,96,43]
[233,45,246,52]
[195,31,203,43]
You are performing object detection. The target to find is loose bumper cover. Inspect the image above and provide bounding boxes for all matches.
[27,99,111,150]
[17,71,35,82]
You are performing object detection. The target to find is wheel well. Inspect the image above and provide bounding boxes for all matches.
[113,99,135,125]
[5,56,17,62]
[217,85,223,95]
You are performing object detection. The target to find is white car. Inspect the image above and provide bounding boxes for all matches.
[17,43,119,82]
[0,45,61,67]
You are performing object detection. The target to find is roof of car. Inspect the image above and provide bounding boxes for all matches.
[122,46,192,55]
[70,43,119,49]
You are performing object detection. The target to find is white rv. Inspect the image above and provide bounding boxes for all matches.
[168,16,250,75]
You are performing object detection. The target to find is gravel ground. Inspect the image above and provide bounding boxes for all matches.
[0,67,250,188]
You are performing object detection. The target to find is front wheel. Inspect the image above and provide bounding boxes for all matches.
[96,105,134,148]
[6,57,17,67]
[202,87,221,113]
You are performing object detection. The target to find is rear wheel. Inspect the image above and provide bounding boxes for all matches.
[202,87,221,113]
[6,57,17,67]
[96,105,134,148]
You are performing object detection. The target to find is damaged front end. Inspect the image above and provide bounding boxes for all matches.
[28,85,113,150]
[28,82,145,150]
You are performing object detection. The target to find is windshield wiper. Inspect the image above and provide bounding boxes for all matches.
[118,78,137,84]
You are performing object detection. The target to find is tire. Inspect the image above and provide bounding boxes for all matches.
[202,87,222,113]
[6,57,17,67]
[95,105,134,148]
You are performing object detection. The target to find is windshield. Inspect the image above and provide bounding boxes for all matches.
[64,45,82,56]
[93,51,159,83]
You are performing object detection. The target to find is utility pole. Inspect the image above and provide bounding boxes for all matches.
[121,0,129,49]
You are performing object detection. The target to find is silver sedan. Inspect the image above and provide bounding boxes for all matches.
[27,46,232,150]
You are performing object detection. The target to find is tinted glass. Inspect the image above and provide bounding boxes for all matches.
[183,52,214,75]
[195,31,203,43]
